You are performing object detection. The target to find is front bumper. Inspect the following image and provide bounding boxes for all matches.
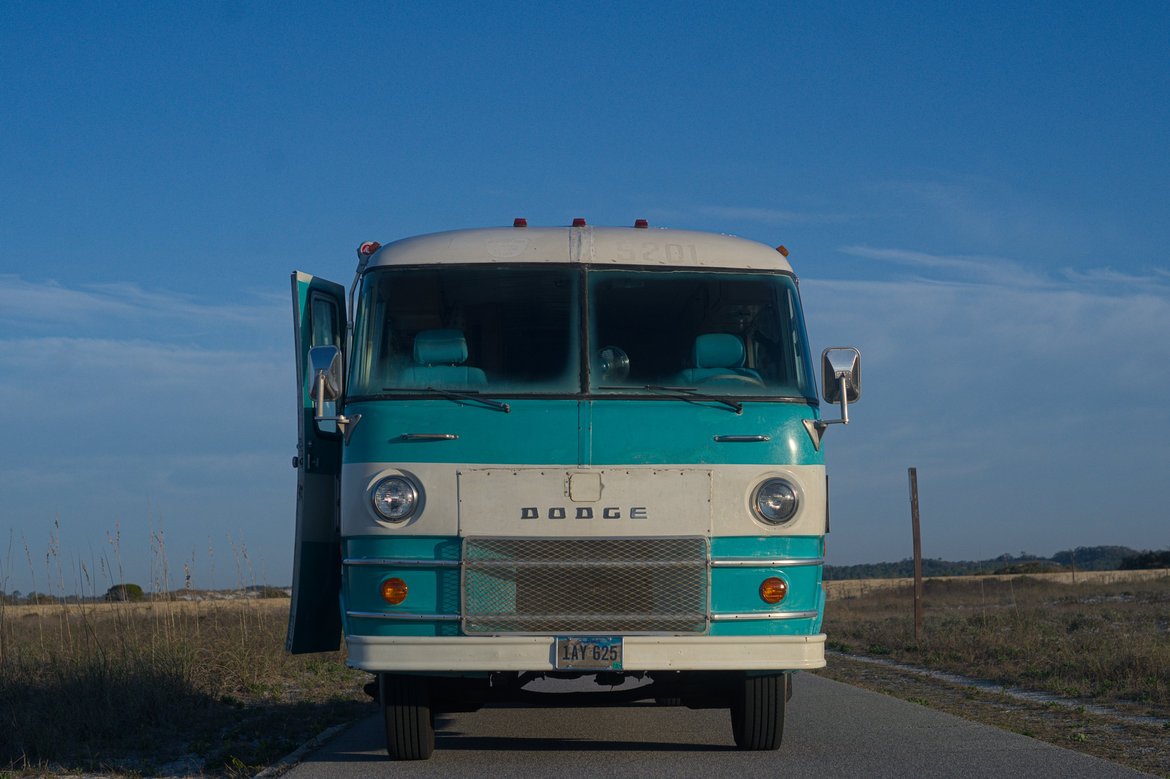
[347,633,826,672]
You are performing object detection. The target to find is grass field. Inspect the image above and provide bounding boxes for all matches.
[0,596,369,776]
[3,574,1167,776]
[820,573,1170,776]
[823,573,1170,718]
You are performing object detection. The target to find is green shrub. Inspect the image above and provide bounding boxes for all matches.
[103,583,146,602]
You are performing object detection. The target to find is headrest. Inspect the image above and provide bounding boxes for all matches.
[414,329,468,365]
[694,333,745,369]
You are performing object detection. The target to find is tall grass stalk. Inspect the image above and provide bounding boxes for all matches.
[0,528,367,775]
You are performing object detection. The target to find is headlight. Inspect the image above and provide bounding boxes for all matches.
[371,476,419,522]
[752,478,799,525]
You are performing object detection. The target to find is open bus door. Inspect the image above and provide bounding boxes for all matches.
[286,271,346,653]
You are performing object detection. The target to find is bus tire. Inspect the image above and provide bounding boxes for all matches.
[380,673,435,760]
[730,673,785,750]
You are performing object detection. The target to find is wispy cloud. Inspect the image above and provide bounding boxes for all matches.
[837,244,1051,287]
[696,205,850,225]
[1060,266,1170,287]
[834,245,1170,295]
[864,178,1093,264]
[800,272,1170,564]
[0,275,285,338]
[0,275,294,592]
[0,335,288,445]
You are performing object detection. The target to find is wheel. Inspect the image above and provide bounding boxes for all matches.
[380,673,435,760]
[730,673,786,750]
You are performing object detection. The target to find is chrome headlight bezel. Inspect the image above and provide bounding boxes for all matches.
[751,477,801,526]
[370,474,421,523]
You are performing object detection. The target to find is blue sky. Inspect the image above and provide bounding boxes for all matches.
[2,2,1168,594]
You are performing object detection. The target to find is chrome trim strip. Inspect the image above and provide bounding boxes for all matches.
[344,557,819,570]
[710,558,824,568]
[710,610,820,621]
[713,434,771,442]
[347,611,460,621]
[399,433,459,441]
[343,558,461,568]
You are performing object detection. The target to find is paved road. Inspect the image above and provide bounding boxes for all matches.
[285,674,1151,778]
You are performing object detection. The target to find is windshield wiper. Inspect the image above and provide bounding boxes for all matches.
[599,385,742,414]
[380,386,511,413]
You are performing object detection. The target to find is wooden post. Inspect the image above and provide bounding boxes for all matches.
[909,467,924,642]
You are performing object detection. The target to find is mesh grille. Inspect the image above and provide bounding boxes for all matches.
[462,537,709,635]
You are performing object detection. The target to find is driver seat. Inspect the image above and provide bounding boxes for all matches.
[398,329,487,387]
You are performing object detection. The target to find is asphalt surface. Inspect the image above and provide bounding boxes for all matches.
[284,674,1153,778]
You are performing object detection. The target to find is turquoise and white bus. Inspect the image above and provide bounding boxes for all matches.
[288,219,860,760]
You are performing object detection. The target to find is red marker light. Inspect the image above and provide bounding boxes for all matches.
[381,577,408,605]
[513,218,528,228]
[760,577,788,605]
[359,241,382,255]
[572,218,587,227]
[634,219,649,228]
[775,245,789,257]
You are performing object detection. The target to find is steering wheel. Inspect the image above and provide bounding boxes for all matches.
[697,374,765,387]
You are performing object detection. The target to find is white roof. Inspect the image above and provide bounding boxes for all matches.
[365,225,794,273]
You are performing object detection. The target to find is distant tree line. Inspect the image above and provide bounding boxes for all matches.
[1119,549,1170,570]
[0,585,148,604]
[824,545,1170,580]
[0,583,291,603]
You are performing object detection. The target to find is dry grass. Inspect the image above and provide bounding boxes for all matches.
[823,574,1170,719]
[0,596,369,776]
[5,568,1165,775]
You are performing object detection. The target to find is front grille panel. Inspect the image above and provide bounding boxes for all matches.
[461,537,709,634]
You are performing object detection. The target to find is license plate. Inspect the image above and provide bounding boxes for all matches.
[555,636,623,670]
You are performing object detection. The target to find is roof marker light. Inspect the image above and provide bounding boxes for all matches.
[359,241,381,256]
[513,218,528,228]
[572,218,587,227]
[634,219,649,228]
[776,245,789,257]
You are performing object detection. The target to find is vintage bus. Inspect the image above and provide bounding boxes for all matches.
[288,219,860,760]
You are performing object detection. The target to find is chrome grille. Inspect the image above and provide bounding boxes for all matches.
[461,537,709,635]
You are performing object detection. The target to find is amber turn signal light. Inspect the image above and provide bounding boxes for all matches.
[381,577,408,605]
[760,576,788,605]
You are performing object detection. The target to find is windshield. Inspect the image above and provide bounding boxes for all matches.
[589,268,816,399]
[349,265,579,395]
[348,264,816,401]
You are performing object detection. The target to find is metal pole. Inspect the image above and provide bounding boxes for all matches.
[909,467,924,641]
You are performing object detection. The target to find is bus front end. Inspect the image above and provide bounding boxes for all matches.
[289,223,860,759]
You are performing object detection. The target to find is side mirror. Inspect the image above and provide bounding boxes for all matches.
[307,345,361,441]
[804,347,861,451]
[821,347,861,405]
[308,345,343,404]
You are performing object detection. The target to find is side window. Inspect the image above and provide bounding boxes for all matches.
[310,294,341,347]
